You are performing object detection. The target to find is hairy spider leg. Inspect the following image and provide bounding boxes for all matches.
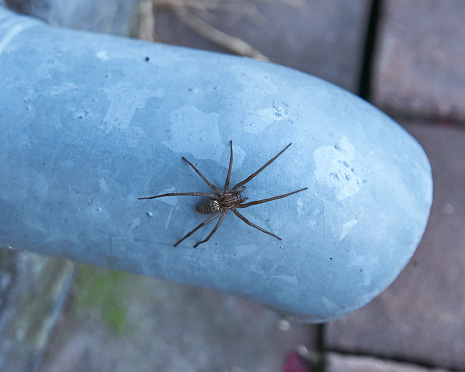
[138,192,217,200]
[230,143,292,192]
[194,212,228,248]
[224,141,234,192]
[231,208,281,240]
[234,185,247,194]
[182,157,222,194]
[174,212,221,247]
[140,142,308,247]
[235,187,308,208]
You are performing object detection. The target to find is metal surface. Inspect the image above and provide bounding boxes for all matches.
[0,6,432,321]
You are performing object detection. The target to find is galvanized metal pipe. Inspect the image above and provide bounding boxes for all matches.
[0,6,432,321]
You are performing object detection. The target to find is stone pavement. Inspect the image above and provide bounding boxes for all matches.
[39,266,315,372]
[2,0,464,371]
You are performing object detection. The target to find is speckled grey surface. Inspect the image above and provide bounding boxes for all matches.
[0,7,432,321]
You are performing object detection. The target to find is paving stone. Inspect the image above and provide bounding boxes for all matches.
[372,0,465,121]
[325,123,465,371]
[0,248,74,372]
[38,265,317,372]
[326,353,451,372]
[150,0,371,92]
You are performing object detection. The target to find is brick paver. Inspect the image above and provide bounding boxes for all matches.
[326,353,451,372]
[0,249,74,372]
[39,270,316,372]
[372,0,465,121]
[152,0,371,92]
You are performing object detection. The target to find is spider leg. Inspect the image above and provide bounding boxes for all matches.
[138,192,217,200]
[231,208,281,240]
[174,212,221,247]
[235,188,308,208]
[182,157,222,194]
[224,141,234,192]
[231,143,292,192]
[193,211,228,248]
[235,185,246,194]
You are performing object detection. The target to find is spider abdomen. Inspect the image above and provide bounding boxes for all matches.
[197,200,220,214]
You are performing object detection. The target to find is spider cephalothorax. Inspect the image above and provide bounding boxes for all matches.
[197,186,247,214]
[139,141,307,248]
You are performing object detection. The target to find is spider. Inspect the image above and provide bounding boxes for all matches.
[139,141,308,248]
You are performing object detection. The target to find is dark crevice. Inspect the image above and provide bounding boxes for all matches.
[358,0,383,100]
[314,323,326,371]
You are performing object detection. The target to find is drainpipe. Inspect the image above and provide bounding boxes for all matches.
[0,6,432,322]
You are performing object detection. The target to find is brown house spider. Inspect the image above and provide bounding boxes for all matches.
[139,141,307,248]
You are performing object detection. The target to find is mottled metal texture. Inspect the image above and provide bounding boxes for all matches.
[0,6,432,321]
